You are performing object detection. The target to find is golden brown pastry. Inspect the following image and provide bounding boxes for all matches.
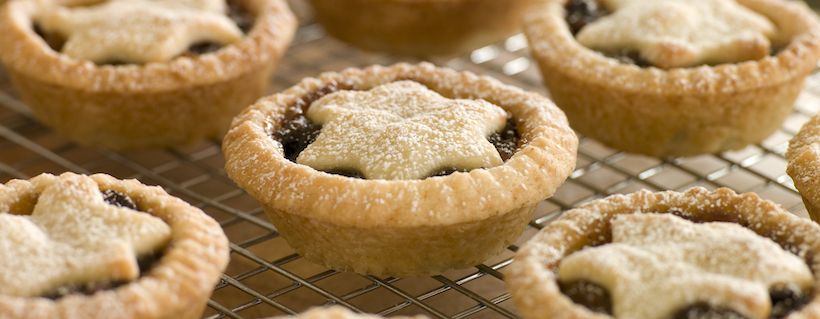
[0,172,229,319]
[308,0,534,57]
[0,0,296,150]
[787,112,820,222]
[506,187,820,319]
[222,62,578,277]
[524,0,820,157]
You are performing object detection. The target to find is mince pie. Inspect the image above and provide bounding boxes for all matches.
[307,0,534,57]
[787,113,820,222]
[0,172,229,319]
[523,0,820,157]
[222,62,578,276]
[506,187,820,319]
[0,0,296,150]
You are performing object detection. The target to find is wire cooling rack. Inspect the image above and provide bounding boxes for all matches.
[1,1,819,318]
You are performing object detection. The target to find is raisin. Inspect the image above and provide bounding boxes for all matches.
[101,189,139,211]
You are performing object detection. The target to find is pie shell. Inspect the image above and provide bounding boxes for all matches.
[505,187,820,319]
[787,113,820,222]
[0,0,296,150]
[0,172,230,319]
[523,0,820,157]
[307,0,534,57]
[222,62,579,277]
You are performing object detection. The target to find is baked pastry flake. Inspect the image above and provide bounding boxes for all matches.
[524,0,820,157]
[506,187,820,319]
[0,172,230,319]
[0,0,296,150]
[222,62,578,276]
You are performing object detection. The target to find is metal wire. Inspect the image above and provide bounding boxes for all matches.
[0,16,817,319]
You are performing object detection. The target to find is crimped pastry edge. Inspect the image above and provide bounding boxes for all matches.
[525,0,820,96]
[223,61,578,228]
[0,0,296,93]
[523,0,820,157]
[787,112,820,222]
[505,187,820,319]
[222,62,578,275]
[0,172,230,319]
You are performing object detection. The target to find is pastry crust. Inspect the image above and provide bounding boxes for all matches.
[308,0,534,57]
[0,172,230,319]
[222,62,578,277]
[523,0,820,157]
[505,187,820,319]
[0,0,296,150]
[787,113,820,222]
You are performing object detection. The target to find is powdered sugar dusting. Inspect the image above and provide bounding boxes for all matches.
[297,80,508,180]
[558,213,813,319]
[0,174,171,297]
[38,0,242,63]
[577,0,776,69]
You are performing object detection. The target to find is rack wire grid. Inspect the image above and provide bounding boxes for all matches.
[2,1,820,318]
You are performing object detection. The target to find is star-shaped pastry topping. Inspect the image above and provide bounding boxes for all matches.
[296,81,509,180]
[558,214,813,319]
[0,174,171,297]
[576,0,777,69]
[38,0,243,64]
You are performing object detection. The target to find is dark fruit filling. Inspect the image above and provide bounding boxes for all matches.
[488,116,519,162]
[32,0,254,63]
[602,49,653,68]
[323,168,366,179]
[673,303,749,319]
[278,115,323,163]
[43,249,164,299]
[102,189,139,210]
[183,0,255,56]
[770,284,812,319]
[228,0,254,34]
[563,0,652,68]
[275,82,357,163]
[565,0,608,36]
[41,190,165,299]
[560,273,811,319]
[272,81,521,179]
[33,23,66,53]
[564,0,780,67]
[186,42,226,55]
[428,167,469,178]
[559,279,612,314]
